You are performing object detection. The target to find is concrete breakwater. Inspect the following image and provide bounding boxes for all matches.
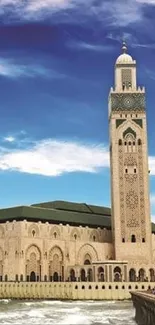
[0,282,154,300]
[131,291,155,325]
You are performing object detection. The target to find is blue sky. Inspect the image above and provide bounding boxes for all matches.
[0,0,155,220]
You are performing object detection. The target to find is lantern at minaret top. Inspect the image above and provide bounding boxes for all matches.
[114,41,137,91]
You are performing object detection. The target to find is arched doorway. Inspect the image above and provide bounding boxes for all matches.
[26,245,41,281]
[30,271,36,282]
[87,268,93,282]
[138,268,145,282]
[114,267,122,282]
[70,269,76,281]
[129,268,136,282]
[49,246,63,282]
[53,272,59,282]
[80,269,86,281]
[98,267,104,282]
[150,269,155,282]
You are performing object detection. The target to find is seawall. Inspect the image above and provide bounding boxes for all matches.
[0,282,154,300]
[131,291,155,325]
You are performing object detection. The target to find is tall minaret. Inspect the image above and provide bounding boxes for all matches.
[109,42,152,263]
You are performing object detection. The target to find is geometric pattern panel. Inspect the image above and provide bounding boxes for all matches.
[111,93,145,111]
[122,69,132,88]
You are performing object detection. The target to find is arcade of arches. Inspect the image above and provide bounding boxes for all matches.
[0,243,154,282]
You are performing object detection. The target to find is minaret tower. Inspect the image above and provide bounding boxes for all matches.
[109,42,152,263]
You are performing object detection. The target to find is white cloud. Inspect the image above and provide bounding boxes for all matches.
[0,58,65,79]
[0,0,147,26]
[3,136,15,142]
[0,137,155,177]
[0,139,109,176]
[68,41,114,52]
[149,157,155,174]
[136,0,155,4]
[25,0,70,12]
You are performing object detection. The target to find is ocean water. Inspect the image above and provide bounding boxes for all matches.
[0,299,136,324]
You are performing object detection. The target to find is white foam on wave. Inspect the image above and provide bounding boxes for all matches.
[27,309,45,318]
[0,311,22,320]
[24,301,39,306]
[43,300,64,304]
[58,313,91,325]
[0,299,11,304]
[56,307,81,313]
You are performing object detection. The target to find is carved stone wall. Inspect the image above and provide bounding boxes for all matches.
[118,130,146,242]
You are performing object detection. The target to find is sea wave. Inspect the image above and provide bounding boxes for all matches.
[0,299,11,304]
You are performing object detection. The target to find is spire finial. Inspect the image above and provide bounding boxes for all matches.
[122,40,127,53]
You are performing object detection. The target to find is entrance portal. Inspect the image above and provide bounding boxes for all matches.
[53,272,59,282]
[30,271,36,282]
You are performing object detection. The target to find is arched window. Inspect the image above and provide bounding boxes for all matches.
[53,272,59,282]
[93,235,96,242]
[138,139,141,145]
[74,234,77,240]
[15,274,18,281]
[32,230,35,237]
[124,141,127,145]
[70,269,76,282]
[54,232,57,239]
[131,234,136,243]
[149,269,155,282]
[80,269,86,282]
[122,238,125,243]
[20,274,23,281]
[128,141,131,145]
[114,267,121,282]
[119,139,122,145]
[84,253,91,265]
[129,268,136,282]
[87,268,93,282]
[98,267,104,282]
[139,268,145,282]
[142,238,145,243]
[84,259,91,265]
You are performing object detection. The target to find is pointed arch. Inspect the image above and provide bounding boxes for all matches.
[28,224,39,238]
[26,244,41,281]
[49,246,63,262]
[123,127,136,139]
[50,226,61,240]
[90,229,99,242]
[49,246,64,282]
[70,227,81,241]
[77,244,98,265]
[129,268,136,282]
[138,268,146,282]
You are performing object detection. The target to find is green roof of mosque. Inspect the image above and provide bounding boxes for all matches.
[0,201,111,229]
[0,200,154,232]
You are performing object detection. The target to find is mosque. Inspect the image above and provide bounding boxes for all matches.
[0,43,155,285]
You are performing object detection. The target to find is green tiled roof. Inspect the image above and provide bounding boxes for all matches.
[0,200,154,232]
[0,202,111,229]
[31,200,111,216]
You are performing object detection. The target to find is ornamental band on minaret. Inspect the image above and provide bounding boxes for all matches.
[109,42,152,263]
